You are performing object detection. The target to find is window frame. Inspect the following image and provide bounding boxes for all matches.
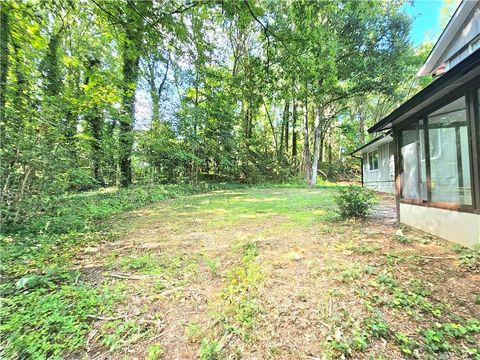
[367,149,379,172]
[394,77,479,214]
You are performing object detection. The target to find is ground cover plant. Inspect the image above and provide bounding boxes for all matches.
[3,185,478,359]
[0,182,242,359]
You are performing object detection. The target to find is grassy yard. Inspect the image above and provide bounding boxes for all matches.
[2,185,480,359]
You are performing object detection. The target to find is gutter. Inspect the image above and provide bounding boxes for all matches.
[368,48,480,133]
[351,154,364,186]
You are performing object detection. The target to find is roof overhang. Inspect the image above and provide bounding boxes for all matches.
[368,48,480,133]
[351,132,393,157]
[417,0,478,76]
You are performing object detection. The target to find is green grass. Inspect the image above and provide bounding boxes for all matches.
[1,182,243,277]
[4,182,476,359]
[0,182,337,359]
[174,186,339,230]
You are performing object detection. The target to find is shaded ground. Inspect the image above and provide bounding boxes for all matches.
[75,187,480,359]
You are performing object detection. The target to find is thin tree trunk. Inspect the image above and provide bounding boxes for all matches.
[0,5,9,122]
[279,100,289,158]
[148,60,160,125]
[310,104,321,186]
[44,32,62,97]
[285,101,289,156]
[263,100,278,154]
[120,50,139,188]
[303,99,311,185]
[319,135,324,164]
[292,101,297,169]
[91,108,102,183]
[84,58,103,184]
[357,99,365,144]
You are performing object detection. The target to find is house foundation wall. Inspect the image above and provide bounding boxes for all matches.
[364,181,395,194]
[399,203,480,248]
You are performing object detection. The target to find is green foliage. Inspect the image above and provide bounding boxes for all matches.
[334,186,378,218]
[185,322,203,343]
[1,183,239,277]
[457,245,480,272]
[204,256,220,276]
[0,276,121,359]
[0,183,235,359]
[199,338,222,360]
[220,241,263,334]
[146,344,164,360]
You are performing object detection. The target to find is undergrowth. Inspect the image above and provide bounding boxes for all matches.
[0,182,240,359]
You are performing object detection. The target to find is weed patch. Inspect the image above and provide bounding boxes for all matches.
[0,273,122,359]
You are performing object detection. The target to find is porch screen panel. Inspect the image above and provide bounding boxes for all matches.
[400,121,426,200]
[427,96,472,205]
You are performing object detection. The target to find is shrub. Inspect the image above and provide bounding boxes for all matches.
[334,186,377,218]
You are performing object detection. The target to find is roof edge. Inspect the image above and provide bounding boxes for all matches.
[368,48,480,133]
[350,132,393,157]
[417,0,477,77]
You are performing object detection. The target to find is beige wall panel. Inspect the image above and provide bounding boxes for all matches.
[400,203,480,248]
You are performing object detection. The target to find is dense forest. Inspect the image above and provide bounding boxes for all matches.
[6,2,480,359]
[1,0,431,223]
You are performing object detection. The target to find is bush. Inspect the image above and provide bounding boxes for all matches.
[334,186,377,218]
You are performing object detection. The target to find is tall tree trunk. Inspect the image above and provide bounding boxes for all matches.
[0,5,9,122]
[319,135,324,164]
[119,46,140,187]
[148,60,160,125]
[303,99,311,185]
[310,105,321,186]
[359,112,365,144]
[292,101,297,169]
[263,100,278,154]
[279,100,289,158]
[284,101,289,156]
[84,58,103,183]
[44,33,62,97]
[90,106,102,183]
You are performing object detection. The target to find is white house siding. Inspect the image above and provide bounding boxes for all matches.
[362,142,395,194]
[433,4,480,70]
[400,203,480,248]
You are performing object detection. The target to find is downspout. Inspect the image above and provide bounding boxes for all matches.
[351,154,364,186]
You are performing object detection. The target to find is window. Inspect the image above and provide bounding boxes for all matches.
[427,96,472,205]
[367,149,379,171]
[420,130,441,160]
[400,120,427,200]
[471,37,480,52]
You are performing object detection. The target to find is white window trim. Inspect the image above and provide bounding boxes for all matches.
[367,149,379,172]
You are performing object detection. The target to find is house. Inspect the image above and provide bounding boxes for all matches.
[351,133,395,194]
[353,0,480,247]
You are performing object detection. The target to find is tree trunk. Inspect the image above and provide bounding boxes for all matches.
[284,101,289,156]
[119,49,139,188]
[44,33,62,97]
[264,100,278,154]
[279,100,289,158]
[359,113,365,144]
[319,135,324,164]
[0,5,9,122]
[91,107,102,183]
[84,59,103,183]
[310,105,321,186]
[358,99,365,144]
[303,99,311,185]
[292,101,297,169]
[148,60,160,125]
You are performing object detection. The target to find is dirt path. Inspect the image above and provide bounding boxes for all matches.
[77,187,480,359]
